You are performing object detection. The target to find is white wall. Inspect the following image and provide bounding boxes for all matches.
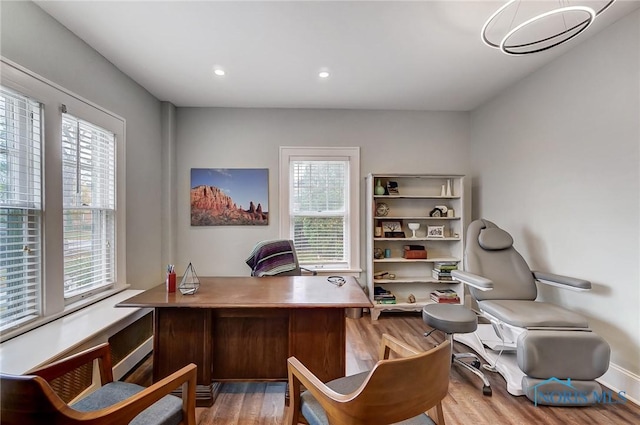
[1,1,165,289]
[176,108,470,277]
[470,10,640,377]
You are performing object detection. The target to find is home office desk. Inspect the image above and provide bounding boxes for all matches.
[117,275,372,406]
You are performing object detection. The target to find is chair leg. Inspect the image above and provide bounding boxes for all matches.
[447,334,492,396]
[453,357,492,395]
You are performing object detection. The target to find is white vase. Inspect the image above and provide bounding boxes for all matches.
[440,185,446,197]
[446,180,452,197]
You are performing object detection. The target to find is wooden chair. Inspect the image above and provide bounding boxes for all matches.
[1,342,197,425]
[287,334,451,425]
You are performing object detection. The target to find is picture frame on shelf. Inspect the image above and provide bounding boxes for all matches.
[386,181,399,195]
[429,207,444,217]
[427,225,445,238]
[382,220,405,238]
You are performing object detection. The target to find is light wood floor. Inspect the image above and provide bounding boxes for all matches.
[125,313,640,424]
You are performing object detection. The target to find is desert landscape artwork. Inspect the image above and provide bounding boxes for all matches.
[190,168,268,226]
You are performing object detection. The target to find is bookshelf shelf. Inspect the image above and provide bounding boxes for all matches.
[366,174,466,320]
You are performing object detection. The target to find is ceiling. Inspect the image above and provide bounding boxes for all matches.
[35,1,640,111]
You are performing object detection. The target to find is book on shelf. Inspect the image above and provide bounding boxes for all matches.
[433,261,458,271]
[430,289,459,303]
[434,260,458,264]
[374,285,396,302]
[429,295,460,304]
[431,288,458,297]
[432,269,454,280]
[376,298,397,304]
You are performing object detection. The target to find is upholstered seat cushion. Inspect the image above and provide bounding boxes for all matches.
[517,330,610,379]
[300,371,436,425]
[71,381,183,425]
[422,304,478,334]
[478,300,589,328]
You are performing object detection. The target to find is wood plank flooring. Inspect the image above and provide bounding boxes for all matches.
[124,313,640,425]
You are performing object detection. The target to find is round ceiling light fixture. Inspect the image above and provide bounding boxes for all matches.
[318,71,330,79]
[213,68,225,76]
[481,0,615,55]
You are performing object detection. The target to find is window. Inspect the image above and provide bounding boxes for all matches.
[0,59,126,340]
[279,147,360,272]
[0,87,43,332]
[62,115,116,300]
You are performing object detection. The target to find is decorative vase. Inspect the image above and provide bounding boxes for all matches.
[375,179,385,195]
[440,185,446,197]
[446,179,452,197]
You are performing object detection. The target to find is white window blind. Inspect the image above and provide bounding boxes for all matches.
[62,114,115,299]
[0,87,43,332]
[290,160,347,265]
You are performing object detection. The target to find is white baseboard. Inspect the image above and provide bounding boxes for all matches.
[597,362,640,406]
[113,336,153,381]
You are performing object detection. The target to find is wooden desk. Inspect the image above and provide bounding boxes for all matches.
[117,276,372,406]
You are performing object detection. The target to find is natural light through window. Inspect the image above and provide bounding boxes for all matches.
[280,147,360,272]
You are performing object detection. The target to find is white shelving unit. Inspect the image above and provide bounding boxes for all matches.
[366,174,466,320]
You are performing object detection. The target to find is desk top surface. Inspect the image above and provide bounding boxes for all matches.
[117,276,372,309]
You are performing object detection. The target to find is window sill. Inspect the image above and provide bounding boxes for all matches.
[0,289,150,375]
[1,285,130,343]
[307,268,363,277]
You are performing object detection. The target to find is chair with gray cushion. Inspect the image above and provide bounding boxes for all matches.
[451,218,610,405]
[1,342,197,425]
[422,303,492,396]
[286,334,450,425]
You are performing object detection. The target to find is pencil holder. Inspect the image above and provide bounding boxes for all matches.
[167,272,176,293]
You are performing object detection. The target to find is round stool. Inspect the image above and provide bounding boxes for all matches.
[422,304,492,396]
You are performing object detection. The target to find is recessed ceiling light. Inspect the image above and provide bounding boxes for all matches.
[318,71,330,79]
[213,68,225,76]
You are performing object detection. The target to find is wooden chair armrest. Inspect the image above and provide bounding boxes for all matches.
[60,363,198,425]
[286,357,348,425]
[378,333,420,360]
[29,342,114,384]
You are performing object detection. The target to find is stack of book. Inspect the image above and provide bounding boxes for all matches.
[432,261,458,281]
[403,244,427,259]
[430,288,460,304]
[374,286,396,304]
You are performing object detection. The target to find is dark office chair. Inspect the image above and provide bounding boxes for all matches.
[0,342,197,425]
[246,239,317,276]
[287,334,450,425]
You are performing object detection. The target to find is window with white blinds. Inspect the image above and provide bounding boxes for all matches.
[0,60,125,340]
[0,87,43,332]
[280,147,360,272]
[291,160,347,264]
[61,114,116,299]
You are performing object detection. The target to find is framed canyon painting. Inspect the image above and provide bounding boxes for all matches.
[190,168,269,226]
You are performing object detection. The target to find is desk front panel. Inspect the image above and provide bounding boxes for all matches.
[289,308,345,382]
[153,308,212,386]
[212,308,290,380]
[153,307,346,384]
